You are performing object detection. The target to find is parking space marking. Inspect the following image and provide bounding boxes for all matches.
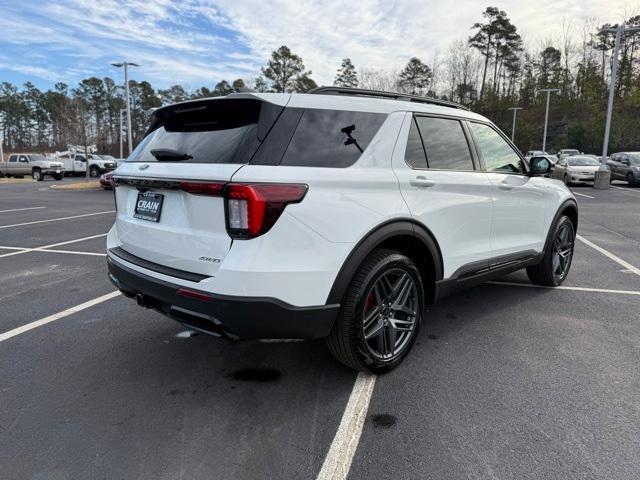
[0,206,47,213]
[316,372,376,480]
[571,191,594,199]
[38,249,107,257]
[0,210,115,230]
[576,234,640,276]
[611,185,640,194]
[0,233,108,258]
[488,281,640,296]
[0,291,120,343]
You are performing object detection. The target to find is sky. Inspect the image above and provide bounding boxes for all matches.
[0,0,636,91]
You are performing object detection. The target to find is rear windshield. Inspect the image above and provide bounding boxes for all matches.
[129,98,386,168]
[568,157,599,166]
[128,99,271,164]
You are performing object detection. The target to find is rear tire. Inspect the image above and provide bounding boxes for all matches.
[326,248,424,374]
[527,215,575,286]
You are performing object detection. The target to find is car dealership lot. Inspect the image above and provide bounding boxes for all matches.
[1,180,640,479]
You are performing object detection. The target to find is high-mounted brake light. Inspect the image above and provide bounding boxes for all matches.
[224,183,308,239]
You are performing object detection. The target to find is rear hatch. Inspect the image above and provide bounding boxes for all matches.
[112,96,287,277]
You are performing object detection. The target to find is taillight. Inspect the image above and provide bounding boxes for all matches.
[224,183,308,239]
[179,181,225,196]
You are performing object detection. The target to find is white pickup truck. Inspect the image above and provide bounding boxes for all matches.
[0,153,65,181]
[55,151,117,178]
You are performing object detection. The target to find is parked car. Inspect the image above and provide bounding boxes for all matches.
[0,153,65,181]
[552,155,600,185]
[607,152,640,186]
[556,149,581,161]
[106,87,577,373]
[100,171,114,189]
[524,150,549,162]
[55,147,117,177]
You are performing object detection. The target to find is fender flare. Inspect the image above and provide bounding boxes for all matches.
[543,198,579,253]
[325,218,443,305]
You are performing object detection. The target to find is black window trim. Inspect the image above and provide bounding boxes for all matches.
[403,112,480,173]
[465,119,529,176]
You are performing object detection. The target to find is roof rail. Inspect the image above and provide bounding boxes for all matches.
[308,86,469,111]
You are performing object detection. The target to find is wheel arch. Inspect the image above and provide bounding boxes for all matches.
[326,219,444,306]
[544,199,578,253]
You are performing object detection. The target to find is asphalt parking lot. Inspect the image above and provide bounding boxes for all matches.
[1,178,640,480]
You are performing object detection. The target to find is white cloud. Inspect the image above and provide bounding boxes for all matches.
[0,0,635,88]
[215,0,633,85]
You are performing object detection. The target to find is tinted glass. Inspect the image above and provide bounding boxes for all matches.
[280,109,385,168]
[469,122,524,174]
[629,154,640,165]
[128,99,268,164]
[30,155,46,162]
[9,155,17,162]
[404,117,427,168]
[415,116,473,170]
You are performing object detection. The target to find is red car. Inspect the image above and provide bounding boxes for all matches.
[100,171,114,189]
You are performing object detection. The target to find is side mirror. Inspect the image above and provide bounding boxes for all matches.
[529,156,552,176]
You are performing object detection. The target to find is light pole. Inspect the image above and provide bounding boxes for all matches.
[119,108,127,159]
[111,62,139,155]
[594,23,640,189]
[539,88,560,153]
[0,93,5,162]
[508,107,523,142]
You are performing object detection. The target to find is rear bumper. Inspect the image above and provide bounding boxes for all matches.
[107,254,339,340]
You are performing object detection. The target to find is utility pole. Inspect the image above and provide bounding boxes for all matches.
[119,108,127,159]
[539,88,560,153]
[594,23,640,189]
[111,62,139,155]
[508,107,523,142]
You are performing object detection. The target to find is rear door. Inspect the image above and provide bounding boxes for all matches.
[112,97,287,276]
[467,121,548,257]
[393,113,494,278]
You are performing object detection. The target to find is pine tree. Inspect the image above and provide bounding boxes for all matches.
[398,58,432,94]
[334,58,358,87]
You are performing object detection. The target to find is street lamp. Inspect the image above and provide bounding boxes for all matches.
[508,107,523,142]
[119,108,127,159]
[594,23,640,189]
[539,88,560,153]
[111,62,139,155]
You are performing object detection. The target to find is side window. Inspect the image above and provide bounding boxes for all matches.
[279,109,386,168]
[415,116,474,170]
[76,155,86,162]
[469,122,524,174]
[404,117,427,169]
[9,155,17,162]
[19,155,29,163]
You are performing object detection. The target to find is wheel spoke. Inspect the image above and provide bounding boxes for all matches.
[363,305,381,330]
[364,318,384,340]
[385,325,397,356]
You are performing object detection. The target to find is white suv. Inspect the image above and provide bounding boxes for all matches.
[107,87,577,373]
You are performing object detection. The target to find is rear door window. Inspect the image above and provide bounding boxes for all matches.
[415,116,474,170]
[404,117,428,169]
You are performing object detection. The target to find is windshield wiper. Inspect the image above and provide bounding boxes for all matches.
[150,149,193,161]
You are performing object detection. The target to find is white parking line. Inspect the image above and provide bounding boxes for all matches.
[611,185,640,194]
[0,291,120,343]
[0,233,108,258]
[576,234,640,276]
[316,372,376,480]
[0,206,47,213]
[488,281,640,296]
[38,249,107,257]
[571,191,594,199]
[0,210,115,230]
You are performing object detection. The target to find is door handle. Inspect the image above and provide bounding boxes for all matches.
[410,176,435,188]
[498,180,514,190]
